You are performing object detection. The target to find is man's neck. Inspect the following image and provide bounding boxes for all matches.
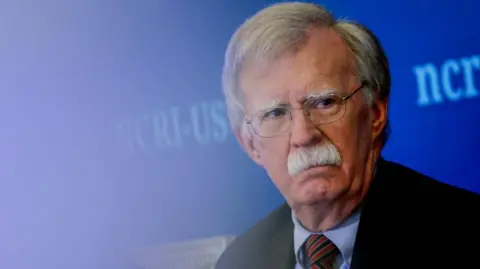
[293,196,363,232]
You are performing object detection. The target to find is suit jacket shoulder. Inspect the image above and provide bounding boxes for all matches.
[351,158,480,268]
[374,158,480,214]
[363,158,480,234]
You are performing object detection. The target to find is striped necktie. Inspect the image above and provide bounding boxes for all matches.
[305,234,340,269]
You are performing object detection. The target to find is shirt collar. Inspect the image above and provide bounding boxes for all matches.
[292,209,361,266]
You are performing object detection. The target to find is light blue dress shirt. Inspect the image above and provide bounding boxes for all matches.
[292,209,361,269]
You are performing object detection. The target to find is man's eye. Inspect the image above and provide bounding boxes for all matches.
[311,97,338,108]
[262,108,287,120]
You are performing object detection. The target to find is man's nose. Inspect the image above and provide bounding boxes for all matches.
[289,110,323,148]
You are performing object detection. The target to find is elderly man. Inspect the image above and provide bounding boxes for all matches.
[215,2,480,269]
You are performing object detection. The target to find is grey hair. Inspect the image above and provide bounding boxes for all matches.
[222,2,391,145]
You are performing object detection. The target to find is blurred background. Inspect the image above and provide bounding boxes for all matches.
[0,0,478,268]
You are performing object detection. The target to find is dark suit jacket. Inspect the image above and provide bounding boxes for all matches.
[215,158,480,269]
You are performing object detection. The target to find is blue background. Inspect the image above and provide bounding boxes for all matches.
[1,0,478,268]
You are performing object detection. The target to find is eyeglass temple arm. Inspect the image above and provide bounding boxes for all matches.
[343,81,368,100]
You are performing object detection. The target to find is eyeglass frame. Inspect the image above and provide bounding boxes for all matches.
[244,81,369,138]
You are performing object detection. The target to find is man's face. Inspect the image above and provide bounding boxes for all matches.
[238,28,387,211]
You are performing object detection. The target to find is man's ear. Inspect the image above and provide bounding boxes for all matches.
[371,97,389,142]
[235,128,263,166]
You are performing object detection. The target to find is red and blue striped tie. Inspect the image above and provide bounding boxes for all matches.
[305,234,339,269]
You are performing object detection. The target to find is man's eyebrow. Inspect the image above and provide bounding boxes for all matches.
[258,99,288,111]
[303,88,338,102]
[257,88,340,109]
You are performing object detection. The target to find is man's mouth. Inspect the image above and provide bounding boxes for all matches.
[298,164,337,177]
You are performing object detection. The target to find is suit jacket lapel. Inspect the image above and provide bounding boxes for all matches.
[350,198,379,269]
[267,207,296,269]
[350,157,398,269]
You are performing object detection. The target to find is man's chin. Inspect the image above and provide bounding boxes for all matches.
[293,187,331,207]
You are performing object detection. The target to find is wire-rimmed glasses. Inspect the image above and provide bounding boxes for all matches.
[245,81,368,138]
